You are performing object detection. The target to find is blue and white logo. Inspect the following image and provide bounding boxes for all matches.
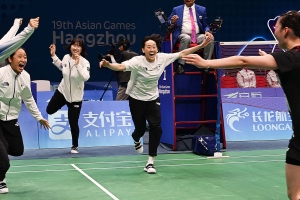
[48,110,72,140]
[223,91,262,98]
[226,108,249,132]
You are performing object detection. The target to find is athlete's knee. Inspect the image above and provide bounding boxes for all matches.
[180,34,191,41]
[135,124,147,134]
[207,41,215,48]
[149,126,162,136]
[149,122,161,130]
[132,128,145,137]
[0,162,10,173]
[46,105,55,115]
[46,105,59,115]
[8,149,24,157]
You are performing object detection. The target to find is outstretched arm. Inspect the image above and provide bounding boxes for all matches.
[258,49,267,56]
[182,53,278,70]
[20,81,50,129]
[49,44,64,71]
[38,118,51,130]
[178,36,212,58]
[0,18,22,46]
[0,17,39,62]
[99,59,126,71]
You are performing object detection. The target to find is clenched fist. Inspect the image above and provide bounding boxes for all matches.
[29,17,39,29]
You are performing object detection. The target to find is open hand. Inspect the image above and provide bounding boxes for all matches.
[99,59,110,68]
[258,49,267,56]
[182,54,205,68]
[200,35,213,48]
[39,118,51,130]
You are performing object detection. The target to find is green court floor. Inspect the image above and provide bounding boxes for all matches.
[2,149,287,200]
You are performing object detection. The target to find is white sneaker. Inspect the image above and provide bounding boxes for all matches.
[134,141,143,154]
[71,146,79,154]
[0,182,8,194]
[143,163,156,174]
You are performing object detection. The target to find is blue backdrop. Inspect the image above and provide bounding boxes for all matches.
[0,0,299,82]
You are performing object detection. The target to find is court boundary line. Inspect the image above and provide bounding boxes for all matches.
[9,153,285,168]
[71,164,119,200]
[8,159,284,174]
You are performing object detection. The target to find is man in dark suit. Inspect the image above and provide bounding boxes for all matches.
[168,0,214,73]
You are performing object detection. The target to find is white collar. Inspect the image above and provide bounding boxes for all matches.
[184,4,195,10]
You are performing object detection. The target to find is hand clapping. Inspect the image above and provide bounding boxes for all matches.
[74,54,80,65]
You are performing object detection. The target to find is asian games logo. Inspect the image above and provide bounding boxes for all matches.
[48,110,72,140]
[226,108,249,132]
[267,10,300,41]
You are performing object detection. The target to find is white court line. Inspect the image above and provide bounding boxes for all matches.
[8,159,283,174]
[71,164,119,200]
[10,153,285,168]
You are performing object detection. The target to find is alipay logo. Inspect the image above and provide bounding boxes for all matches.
[48,110,72,140]
[226,108,249,132]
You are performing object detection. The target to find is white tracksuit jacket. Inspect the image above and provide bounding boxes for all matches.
[236,68,256,88]
[51,54,90,102]
[0,19,20,47]
[267,70,281,88]
[0,19,34,62]
[0,19,20,67]
[0,65,43,121]
[0,19,41,121]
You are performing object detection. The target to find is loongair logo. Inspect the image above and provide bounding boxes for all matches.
[226,108,249,132]
[48,110,72,140]
[223,92,238,98]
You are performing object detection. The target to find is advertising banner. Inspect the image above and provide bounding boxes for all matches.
[221,88,292,141]
[20,101,135,149]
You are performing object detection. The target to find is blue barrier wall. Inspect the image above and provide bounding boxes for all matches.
[20,101,136,149]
